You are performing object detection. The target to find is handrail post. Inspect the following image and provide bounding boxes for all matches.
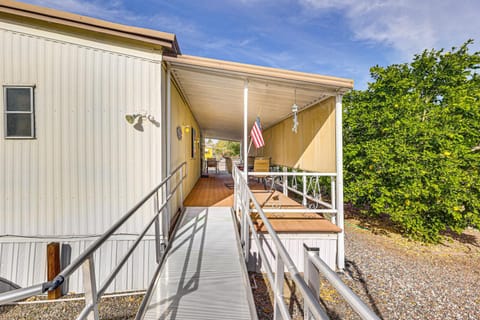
[153,192,162,263]
[242,186,249,262]
[331,177,336,224]
[303,245,320,320]
[302,173,307,207]
[82,255,99,320]
[233,167,237,212]
[273,255,285,320]
[179,164,185,212]
[283,167,288,196]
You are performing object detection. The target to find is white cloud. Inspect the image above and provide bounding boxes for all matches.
[300,0,480,59]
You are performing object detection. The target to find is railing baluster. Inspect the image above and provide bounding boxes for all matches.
[82,255,99,320]
[331,177,336,224]
[154,192,162,263]
[283,167,288,196]
[302,173,307,206]
[303,246,320,320]
[273,256,285,320]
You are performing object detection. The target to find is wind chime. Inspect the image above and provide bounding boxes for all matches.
[292,89,299,133]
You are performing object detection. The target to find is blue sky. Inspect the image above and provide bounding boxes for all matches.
[24,0,480,89]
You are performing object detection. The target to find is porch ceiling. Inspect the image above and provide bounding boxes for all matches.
[164,55,353,141]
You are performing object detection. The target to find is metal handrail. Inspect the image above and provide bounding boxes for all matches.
[234,165,330,320]
[0,161,187,314]
[304,245,380,320]
[247,170,336,211]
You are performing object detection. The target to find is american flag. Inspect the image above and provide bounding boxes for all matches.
[250,117,265,148]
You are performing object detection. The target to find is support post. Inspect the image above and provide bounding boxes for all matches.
[335,94,345,271]
[243,80,249,177]
[303,246,320,320]
[47,242,61,299]
[273,255,285,320]
[165,67,172,242]
[283,167,288,196]
[82,256,99,320]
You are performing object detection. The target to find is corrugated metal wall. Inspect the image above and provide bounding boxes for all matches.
[0,238,156,292]
[0,21,164,291]
[248,233,338,272]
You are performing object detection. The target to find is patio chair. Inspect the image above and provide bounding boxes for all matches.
[253,158,270,189]
[206,158,218,173]
[225,156,233,174]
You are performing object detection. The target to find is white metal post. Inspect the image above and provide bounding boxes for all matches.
[273,256,285,320]
[331,177,336,224]
[283,167,288,196]
[165,68,172,243]
[303,247,320,320]
[335,94,345,271]
[82,256,99,320]
[302,173,307,206]
[153,192,162,262]
[243,80,249,177]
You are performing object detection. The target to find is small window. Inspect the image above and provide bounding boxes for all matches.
[4,86,35,138]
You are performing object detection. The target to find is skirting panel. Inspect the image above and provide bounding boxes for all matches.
[0,238,156,294]
[248,233,338,273]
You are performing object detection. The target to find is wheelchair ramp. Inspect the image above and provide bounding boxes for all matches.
[142,206,257,320]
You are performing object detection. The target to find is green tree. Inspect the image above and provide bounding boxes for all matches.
[214,140,240,158]
[344,40,480,241]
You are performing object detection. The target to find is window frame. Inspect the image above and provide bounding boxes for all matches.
[4,85,35,139]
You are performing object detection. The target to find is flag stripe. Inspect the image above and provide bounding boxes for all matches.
[250,118,264,148]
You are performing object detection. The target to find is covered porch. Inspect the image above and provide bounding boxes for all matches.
[164,54,353,271]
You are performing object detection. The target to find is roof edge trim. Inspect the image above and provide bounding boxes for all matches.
[164,54,354,91]
[0,0,181,54]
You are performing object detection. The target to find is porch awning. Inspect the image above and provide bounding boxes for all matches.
[164,55,353,141]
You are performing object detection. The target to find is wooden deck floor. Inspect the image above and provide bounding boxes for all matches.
[183,173,264,207]
[183,173,341,233]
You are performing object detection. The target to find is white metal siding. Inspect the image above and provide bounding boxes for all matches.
[0,21,164,291]
[248,233,338,272]
[0,238,157,293]
[0,22,163,237]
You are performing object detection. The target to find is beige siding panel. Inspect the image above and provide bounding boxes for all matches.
[0,24,163,236]
[261,97,336,172]
[170,82,201,212]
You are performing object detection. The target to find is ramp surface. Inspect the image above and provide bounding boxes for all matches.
[142,207,256,320]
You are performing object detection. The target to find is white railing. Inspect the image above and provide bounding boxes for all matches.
[233,165,330,320]
[304,245,380,320]
[233,165,379,320]
[0,162,187,320]
[247,168,337,223]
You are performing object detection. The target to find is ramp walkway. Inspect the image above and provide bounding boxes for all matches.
[141,206,257,320]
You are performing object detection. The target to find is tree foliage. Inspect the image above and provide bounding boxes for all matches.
[214,140,240,157]
[343,40,480,241]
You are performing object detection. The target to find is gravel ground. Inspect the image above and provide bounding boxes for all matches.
[0,294,143,320]
[251,219,480,320]
[2,220,479,319]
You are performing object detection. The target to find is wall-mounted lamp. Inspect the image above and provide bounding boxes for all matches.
[182,125,191,134]
[125,112,158,131]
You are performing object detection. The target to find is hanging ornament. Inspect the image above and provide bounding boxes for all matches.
[292,89,299,133]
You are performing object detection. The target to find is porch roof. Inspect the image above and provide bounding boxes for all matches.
[164,54,353,141]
